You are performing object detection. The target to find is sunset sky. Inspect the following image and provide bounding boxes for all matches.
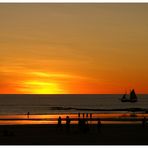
[0,3,148,94]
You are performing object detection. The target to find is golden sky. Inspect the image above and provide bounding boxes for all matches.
[0,4,148,94]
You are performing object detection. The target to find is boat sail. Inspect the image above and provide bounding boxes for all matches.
[130,89,137,102]
[121,93,127,102]
[121,89,138,102]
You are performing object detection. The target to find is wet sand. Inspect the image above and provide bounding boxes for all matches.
[0,124,148,145]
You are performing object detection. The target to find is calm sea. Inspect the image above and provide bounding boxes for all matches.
[0,94,148,115]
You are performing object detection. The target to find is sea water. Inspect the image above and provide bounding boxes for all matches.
[0,94,148,115]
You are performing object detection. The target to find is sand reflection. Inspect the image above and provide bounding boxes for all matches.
[0,113,147,125]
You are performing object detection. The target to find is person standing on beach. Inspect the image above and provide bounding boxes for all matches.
[57,116,62,130]
[90,113,92,119]
[66,116,71,132]
[83,113,85,118]
[97,118,102,132]
[86,113,88,124]
[27,112,30,119]
[58,116,62,125]
[78,113,80,119]
[90,113,92,124]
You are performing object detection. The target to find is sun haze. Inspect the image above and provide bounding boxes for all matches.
[0,4,148,94]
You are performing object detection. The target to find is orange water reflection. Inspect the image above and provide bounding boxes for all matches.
[0,113,147,125]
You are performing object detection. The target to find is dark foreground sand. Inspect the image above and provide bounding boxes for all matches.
[0,124,148,145]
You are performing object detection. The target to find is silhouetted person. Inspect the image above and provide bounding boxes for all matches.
[83,113,85,118]
[142,117,147,127]
[57,116,62,130]
[86,113,89,124]
[79,119,84,132]
[58,116,62,125]
[78,118,82,131]
[78,113,80,119]
[90,113,92,124]
[78,118,89,133]
[97,118,102,132]
[90,113,92,119]
[82,119,89,133]
[86,113,88,118]
[66,116,71,132]
[27,112,30,119]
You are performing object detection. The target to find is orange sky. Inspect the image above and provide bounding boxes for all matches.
[0,4,148,94]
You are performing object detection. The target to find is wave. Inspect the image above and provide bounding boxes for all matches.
[50,106,148,112]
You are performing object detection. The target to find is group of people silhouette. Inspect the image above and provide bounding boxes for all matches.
[57,116,71,132]
[26,112,147,133]
[57,113,102,133]
[58,116,71,129]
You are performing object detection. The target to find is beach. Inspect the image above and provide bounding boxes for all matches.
[0,94,147,145]
[0,123,148,145]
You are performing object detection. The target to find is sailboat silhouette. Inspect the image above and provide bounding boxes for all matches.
[120,89,138,102]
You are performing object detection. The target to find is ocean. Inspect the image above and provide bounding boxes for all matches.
[0,94,148,115]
